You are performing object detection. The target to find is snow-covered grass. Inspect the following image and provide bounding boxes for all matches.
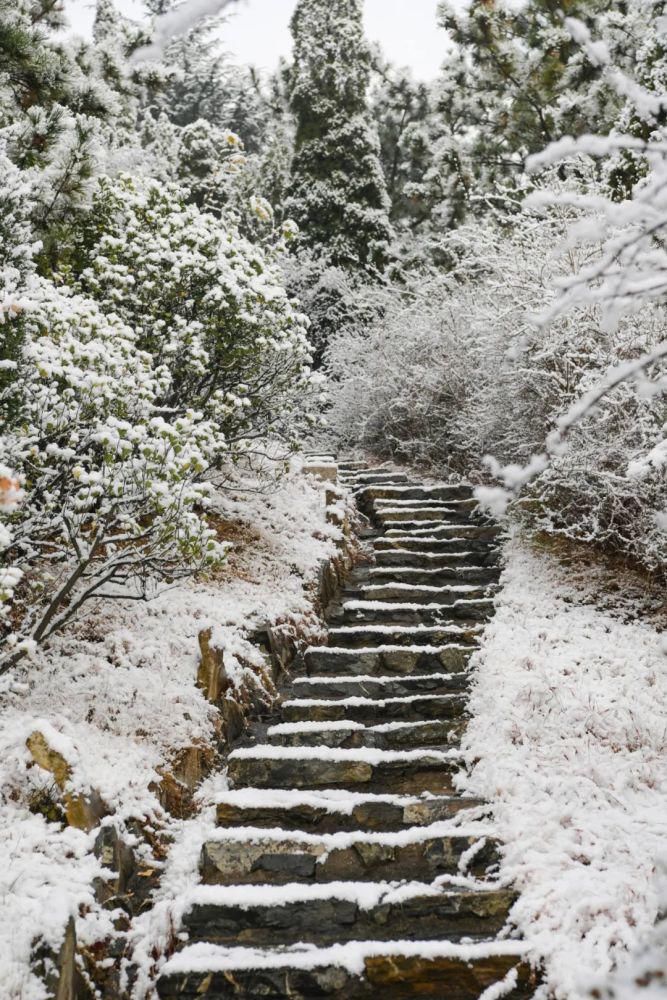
[461,532,667,999]
[0,468,345,1000]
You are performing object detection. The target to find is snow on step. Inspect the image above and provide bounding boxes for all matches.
[202,819,493,850]
[342,599,493,611]
[282,692,464,708]
[294,669,463,685]
[360,582,488,595]
[213,787,423,813]
[158,937,527,976]
[182,875,506,913]
[268,718,459,735]
[373,498,476,508]
[229,745,462,764]
[386,523,500,538]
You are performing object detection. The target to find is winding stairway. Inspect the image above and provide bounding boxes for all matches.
[157,462,535,999]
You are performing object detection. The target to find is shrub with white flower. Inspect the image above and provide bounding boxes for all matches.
[68,175,318,462]
[0,278,226,672]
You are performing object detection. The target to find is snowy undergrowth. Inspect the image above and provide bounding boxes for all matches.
[0,467,345,1000]
[461,533,667,999]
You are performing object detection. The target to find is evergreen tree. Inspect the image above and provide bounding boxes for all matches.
[428,0,641,223]
[370,62,433,228]
[286,0,392,274]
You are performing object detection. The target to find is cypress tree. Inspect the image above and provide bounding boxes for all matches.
[286,0,392,274]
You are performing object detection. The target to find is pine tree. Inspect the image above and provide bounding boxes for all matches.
[370,62,433,229]
[286,0,392,273]
[430,0,639,222]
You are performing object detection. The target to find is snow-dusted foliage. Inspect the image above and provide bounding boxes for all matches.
[69,174,316,455]
[0,278,225,669]
[327,181,667,572]
[287,0,392,273]
[0,2,319,660]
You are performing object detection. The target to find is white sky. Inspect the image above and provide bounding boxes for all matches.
[64,0,447,79]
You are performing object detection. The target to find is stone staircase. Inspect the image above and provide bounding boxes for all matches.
[157,462,534,999]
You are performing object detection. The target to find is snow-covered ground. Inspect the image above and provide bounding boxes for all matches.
[0,467,345,1000]
[462,533,667,999]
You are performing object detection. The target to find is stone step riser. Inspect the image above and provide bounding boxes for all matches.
[281,696,467,725]
[364,569,500,586]
[183,889,517,947]
[291,674,470,700]
[227,755,460,796]
[214,796,485,834]
[201,834,501,886]
[304,646,474,675]
[158,955,535,1000]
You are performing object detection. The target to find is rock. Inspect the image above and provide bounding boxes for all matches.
[303,461,338,483]
[196,628,229,704]
[93,824,136,907]
[26,731,106,832]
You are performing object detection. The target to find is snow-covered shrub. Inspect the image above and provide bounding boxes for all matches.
[326,184,667,571]
[0,466,23,623]
[0,279,226,671]
[67,175,317,462]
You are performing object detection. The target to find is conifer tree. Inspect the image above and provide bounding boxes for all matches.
[429,0,641,223]
[286,0,392,274]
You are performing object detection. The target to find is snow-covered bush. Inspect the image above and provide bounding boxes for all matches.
[326,183,667,571]
[0,279,226,671]
[67,175,317,462]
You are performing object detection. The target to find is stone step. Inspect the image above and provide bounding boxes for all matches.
[213,789,486,834]
[200,822,500,885]
[375,508,480,524]
[227,746,463,795]
[366,565,500,585]
[267,718,464,750]
[326,625,482,650]
[282,692,467,725]
[339,582,493,602]
[373,497,479,513]
[381,520,499,536]
[304,644,474,676]
[358,484,475,502]
[385,524,501,542]
[344,473,412,486]
[338,461,368,471]
[355,583,494,603]
[158,942,534,1000]
[372,549,500,583]
[182,882,517,947]
[336,599,495,626]
[374,538,499,559]
[291,670,470,700]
